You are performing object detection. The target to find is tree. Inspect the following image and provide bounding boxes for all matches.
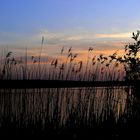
[110,31,140,81]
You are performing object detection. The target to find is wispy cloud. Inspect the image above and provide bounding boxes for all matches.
[95,32,131,39]
[0,29,132,46]
[62,32,131,41]
[31,30,132,46]
[0,29,132,58]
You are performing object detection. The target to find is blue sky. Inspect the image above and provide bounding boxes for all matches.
[0,0,140,54]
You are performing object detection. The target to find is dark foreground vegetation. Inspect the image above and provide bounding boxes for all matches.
[0,31,140,139]
[0,80,139,89]
[0,87,139,140]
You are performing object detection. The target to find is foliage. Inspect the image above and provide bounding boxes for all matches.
[109,31,140,81]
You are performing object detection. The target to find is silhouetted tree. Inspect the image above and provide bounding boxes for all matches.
[108,31,140,119]
[109,31,140,81]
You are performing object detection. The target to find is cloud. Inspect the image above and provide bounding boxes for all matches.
[39,29,131,48]
[0,29,132,59]
[0,29,132,47]
[95,32,131,39]
[0,29,130,65]
[33,30,131,45]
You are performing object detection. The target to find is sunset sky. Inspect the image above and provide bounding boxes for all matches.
[0,0,140,56]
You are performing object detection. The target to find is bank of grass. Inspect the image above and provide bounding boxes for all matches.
[0,87,131,139]
[0,49,135,139]
[0,31,140,139]
[0,47,124,81]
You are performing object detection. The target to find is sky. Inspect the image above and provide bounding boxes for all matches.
[0,0,140,56]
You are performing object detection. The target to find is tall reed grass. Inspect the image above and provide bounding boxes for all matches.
[0,47,125,81]
[0,31,139,138]
[0,86,129,138]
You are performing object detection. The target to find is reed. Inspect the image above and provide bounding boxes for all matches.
[0,31,139,138]
[0,49,132,139]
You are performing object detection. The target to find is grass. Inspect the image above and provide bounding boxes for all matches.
[0,87,129,139]
[0,31,140,139]
[0,46,124,81]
